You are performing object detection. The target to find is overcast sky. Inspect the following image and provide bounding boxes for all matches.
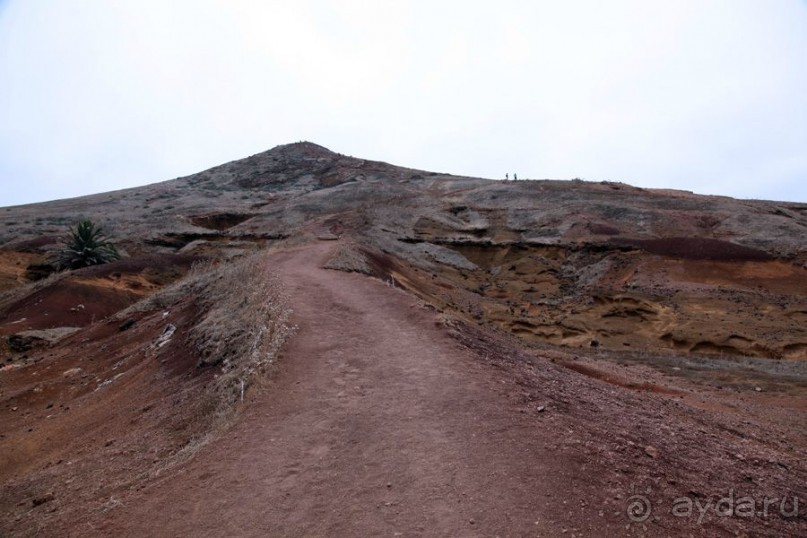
[1,1,806,207]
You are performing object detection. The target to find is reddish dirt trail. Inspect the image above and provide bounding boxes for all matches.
[77,242,806,538]
[94,243,619,537]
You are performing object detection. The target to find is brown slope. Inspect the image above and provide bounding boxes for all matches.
[0,295,215,537]
[79,242,805,538]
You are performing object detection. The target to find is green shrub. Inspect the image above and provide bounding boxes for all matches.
[57,219,121,270]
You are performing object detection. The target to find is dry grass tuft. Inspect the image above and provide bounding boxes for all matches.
[114,251,294,449]
[188,252,295,412]
[133,251,295,471]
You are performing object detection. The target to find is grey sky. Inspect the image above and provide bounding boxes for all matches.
[1,0,806,207]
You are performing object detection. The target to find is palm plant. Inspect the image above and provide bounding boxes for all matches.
[57,219,121,270]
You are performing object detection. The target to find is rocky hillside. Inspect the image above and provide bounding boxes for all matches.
[2,141,806,360]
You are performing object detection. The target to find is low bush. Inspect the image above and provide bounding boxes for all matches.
[56,219,121,270]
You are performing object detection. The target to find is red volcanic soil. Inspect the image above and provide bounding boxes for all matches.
[1,243,805,537]
[0,296,215,535]
[616,237,775,261]
[0,280,141,335]
[0,254,201,335]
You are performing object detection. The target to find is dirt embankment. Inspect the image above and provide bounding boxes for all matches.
[0,250,291,536]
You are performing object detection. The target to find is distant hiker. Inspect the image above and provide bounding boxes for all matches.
[505,173,509,180]
[514,173,518,180]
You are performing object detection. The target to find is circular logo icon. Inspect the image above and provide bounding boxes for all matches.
[626,494,652,522]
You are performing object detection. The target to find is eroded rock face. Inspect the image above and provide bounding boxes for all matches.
[385,240,807,359]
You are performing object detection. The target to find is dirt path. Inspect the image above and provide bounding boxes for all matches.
[83,242,806,537]
[94,243,621,537]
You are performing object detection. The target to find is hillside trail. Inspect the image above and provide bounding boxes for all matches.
[97,242,623,537]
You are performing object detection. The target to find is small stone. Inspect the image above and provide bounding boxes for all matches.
[11,407,18,412]
[644,446,659,458]
[536,405,546,412]
[754,387,762,392]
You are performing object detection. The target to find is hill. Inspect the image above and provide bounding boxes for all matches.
[0,142,805,536]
